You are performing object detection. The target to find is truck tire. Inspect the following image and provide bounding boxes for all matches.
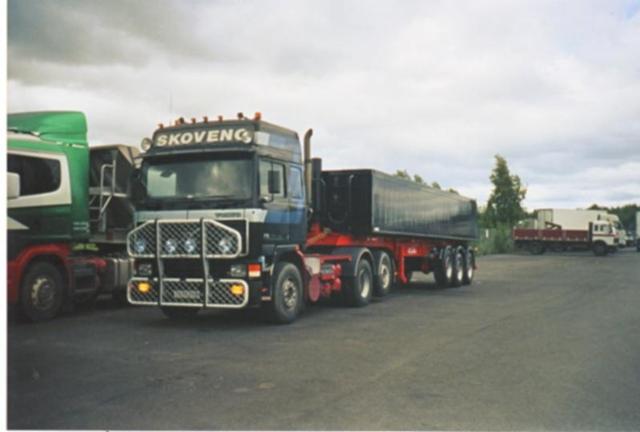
[373,251,394,297]
[161,307,200,319]
[592,241,608,257]
[450,248,464,287]
[462,247,475,285]
[343,258,373,307]
[20,261,65,322]
[433,247,453,288]
[265,262,304,324]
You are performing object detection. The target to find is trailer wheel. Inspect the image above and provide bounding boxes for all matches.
[343,258,373,307]
[20,261,65,322]
[462,247,475,285]
[374,252,394,297]
[592,241,608,257]
[265,262,303,324]
[450,248,464,287]
[161,307,200,320]
[434,247,453,288]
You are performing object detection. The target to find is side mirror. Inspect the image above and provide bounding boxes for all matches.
[130,168,146,203]
[7,172,20,199]
[268,170,281,194]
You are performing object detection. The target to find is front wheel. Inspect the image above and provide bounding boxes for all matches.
[265,262,303,324]
[343,258,373,307]
[592,241,608,256]
[20,262,65,322]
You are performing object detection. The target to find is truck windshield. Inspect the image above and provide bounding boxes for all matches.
[143,156,253,200]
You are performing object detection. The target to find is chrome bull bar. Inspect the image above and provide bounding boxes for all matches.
[127,219,248,308]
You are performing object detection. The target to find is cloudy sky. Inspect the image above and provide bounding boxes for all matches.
[7,0,640,209]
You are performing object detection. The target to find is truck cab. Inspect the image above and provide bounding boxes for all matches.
[127,114,307,315]
[591,220,619,255]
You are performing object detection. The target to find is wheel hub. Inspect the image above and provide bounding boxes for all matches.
[31,276,56,311]
[359,268,371,298]
[282,278,298,310]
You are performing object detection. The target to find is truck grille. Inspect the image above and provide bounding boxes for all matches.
[128,278,248,308]
[128,219,242,258]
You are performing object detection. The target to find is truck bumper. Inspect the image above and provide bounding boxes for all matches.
[127,277,255,309]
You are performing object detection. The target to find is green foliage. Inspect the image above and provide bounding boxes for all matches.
[484,155,527,228]
[431,181,441,189]
[395,169,411,179]
[413,174,425,184]
[475,224,515,255]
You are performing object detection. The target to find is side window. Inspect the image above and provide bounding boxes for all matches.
[289,166,304,200]
[8,154,61,196]
[260,159,286,198]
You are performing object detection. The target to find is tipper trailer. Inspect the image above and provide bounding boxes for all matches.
[127,113,478,323]
[7,112,137,321]
[513,220,618,256]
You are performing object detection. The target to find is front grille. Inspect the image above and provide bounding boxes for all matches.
[127,278,248,308]
[128,219,242,258]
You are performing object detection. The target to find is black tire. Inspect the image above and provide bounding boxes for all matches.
[450,248,464,287]
[161,306,200,319]
[433,247,453,288]
[20,261,65,322]
[529,242,546,255]
[343,258,373,307]
[373,252,394,297]
[592,241,607,257]
[462,247,475,285]
[265,262,303,324]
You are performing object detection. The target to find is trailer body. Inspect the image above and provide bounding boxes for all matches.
[320,169,477,240]
[126,114,479,323]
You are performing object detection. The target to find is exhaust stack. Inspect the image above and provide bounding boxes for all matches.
[304,129,313,206]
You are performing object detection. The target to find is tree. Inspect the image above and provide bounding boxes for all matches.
[431,181,441,190]
[413,174,425,185]
[394,169,410,180]
[484,155,527,227]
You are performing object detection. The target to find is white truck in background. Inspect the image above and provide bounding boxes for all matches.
[535,208,623,249]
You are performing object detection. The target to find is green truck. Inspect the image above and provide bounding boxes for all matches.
[7,111,136,320]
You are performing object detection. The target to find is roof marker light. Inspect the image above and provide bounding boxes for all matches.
[203,116,209,123]
[254,112,262,121]
[191,117,197,124]
[178,117,185,125]
[158,123,164,129]
[237,112,244,119]
[218,115,223,121]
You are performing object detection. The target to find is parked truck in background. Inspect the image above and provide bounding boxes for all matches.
[126,113,478,324]
[7,111,137,321]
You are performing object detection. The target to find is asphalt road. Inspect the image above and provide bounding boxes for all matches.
[7,250,640,430]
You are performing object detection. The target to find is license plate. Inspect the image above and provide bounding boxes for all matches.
[172,289,201,300]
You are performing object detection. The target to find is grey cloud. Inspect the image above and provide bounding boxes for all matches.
[7,0,640,209]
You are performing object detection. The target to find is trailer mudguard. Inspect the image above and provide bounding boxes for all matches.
[330,247,373,278]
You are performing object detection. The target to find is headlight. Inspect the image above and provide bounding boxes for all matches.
[184,237,197,254]
[164,238,178,254]
[133,238,146,254]
[218,237,232,254]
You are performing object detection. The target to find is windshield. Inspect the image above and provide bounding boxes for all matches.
[143,156,253,200]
